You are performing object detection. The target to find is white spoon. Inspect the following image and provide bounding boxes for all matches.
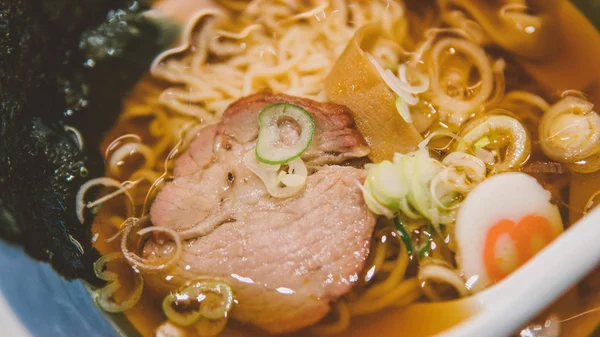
[439,206,600,337]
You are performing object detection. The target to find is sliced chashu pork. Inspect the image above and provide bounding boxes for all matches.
[144,92,376,333]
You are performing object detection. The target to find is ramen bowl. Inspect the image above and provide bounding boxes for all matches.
[1,1,600,337]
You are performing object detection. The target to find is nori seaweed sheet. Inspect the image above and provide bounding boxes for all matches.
[0,0,175,282]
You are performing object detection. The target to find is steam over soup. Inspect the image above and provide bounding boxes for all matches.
[79,0,600,336]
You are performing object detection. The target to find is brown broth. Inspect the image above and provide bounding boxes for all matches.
[92,0,600,336]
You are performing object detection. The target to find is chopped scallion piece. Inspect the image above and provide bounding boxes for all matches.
[394,217,414,255]
[474,136,490,148]
[162,281,234,326]
[418,243,431,259]
[395,96,413,123]
[256,103,315,165]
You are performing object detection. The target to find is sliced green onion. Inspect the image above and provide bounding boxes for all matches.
[366,160,406,211]
[162,281,234,326]
[457,115,530,171]
[394,217,414,255]
[163,292,203,326]
[395,96,413,123]
[279,172,305,187]
[417,224,434,259]
[408,150,444,221]
[186,282,233,320]
[244,151,307,198]
[360,180,395,218]
[418,242,431,259]
[93,253,144,313]
[474,136,490,148]
[256,103,315,165]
